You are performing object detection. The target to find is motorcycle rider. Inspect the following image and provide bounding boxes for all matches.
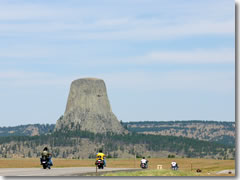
[171,161,178,170]
[40,147,53,168]
[140,157,148,168]
[96,149,106,167]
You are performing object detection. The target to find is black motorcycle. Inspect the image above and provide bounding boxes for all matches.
[171,165,178,171]
[40,156,51,169]
[96,159,104,169]
[140,162,148,169]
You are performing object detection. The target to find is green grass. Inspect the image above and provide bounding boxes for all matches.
[102,169,199,176]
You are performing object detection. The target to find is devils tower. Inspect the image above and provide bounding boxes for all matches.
[55,78,125,134]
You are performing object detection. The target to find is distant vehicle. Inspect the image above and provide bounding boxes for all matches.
[140,157,148,169]
[41,156,51,169]
[95,149,106,169]
[171,161,178,170]
[40,147,52,169]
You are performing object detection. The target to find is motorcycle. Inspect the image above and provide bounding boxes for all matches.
[171,165,178,171]
[95,159,104,169]
[40,156,51,169]
[140,162,148,169]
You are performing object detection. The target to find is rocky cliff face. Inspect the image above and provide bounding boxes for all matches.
[55,78,125,134]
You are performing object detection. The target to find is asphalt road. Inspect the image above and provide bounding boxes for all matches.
[0,167,138,176]
[216,169,235,175]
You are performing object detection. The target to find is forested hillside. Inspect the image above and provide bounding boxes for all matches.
[0,129,235,160]
[0,124,55,137]
[0,120,235,146]
[0,121,235,160]
[123,120,235,146]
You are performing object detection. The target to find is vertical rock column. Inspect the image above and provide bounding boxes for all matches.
[55,78,124,134]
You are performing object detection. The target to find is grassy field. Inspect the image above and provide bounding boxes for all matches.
[102,169,235,176]
[0,158,235,176]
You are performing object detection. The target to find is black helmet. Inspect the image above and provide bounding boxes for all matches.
[99,149,103,153]
[43,147,48,151]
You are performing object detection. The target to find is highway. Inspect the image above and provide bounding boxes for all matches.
[0,167,138,176]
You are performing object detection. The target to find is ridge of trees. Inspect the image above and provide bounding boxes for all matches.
[0,129,235,159]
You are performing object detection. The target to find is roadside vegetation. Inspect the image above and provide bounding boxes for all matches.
[102,169,235,176]
[103,169,198,176]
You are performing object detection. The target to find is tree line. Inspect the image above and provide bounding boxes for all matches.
[0,129,235,159]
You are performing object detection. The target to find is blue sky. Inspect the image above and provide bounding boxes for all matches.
[0,0,235,126]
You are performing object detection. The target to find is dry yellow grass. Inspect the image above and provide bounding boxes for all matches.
[0,158,94,168]
[0,157,235,175]
[103,169,235,176]
[105,158,235,176]
[144,158,234,172]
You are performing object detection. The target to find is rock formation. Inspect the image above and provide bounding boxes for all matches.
[55,78,125,134]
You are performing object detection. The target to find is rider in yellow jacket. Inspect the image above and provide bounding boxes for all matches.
[96,149,106,167]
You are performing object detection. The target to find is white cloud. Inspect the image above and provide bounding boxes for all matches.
[0,3,83,21]
[0,47,234,67]
[0,70,234,94]
[137,48,235,64]
[0,0,234,44]
[0,11,234,40]
[0,71,72,87]
[97,48,235,65]
[50,19,234,41]
[97,70,235,94]
[0,5,53,21]
[0,46,52,58]
[0,0,233,22]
